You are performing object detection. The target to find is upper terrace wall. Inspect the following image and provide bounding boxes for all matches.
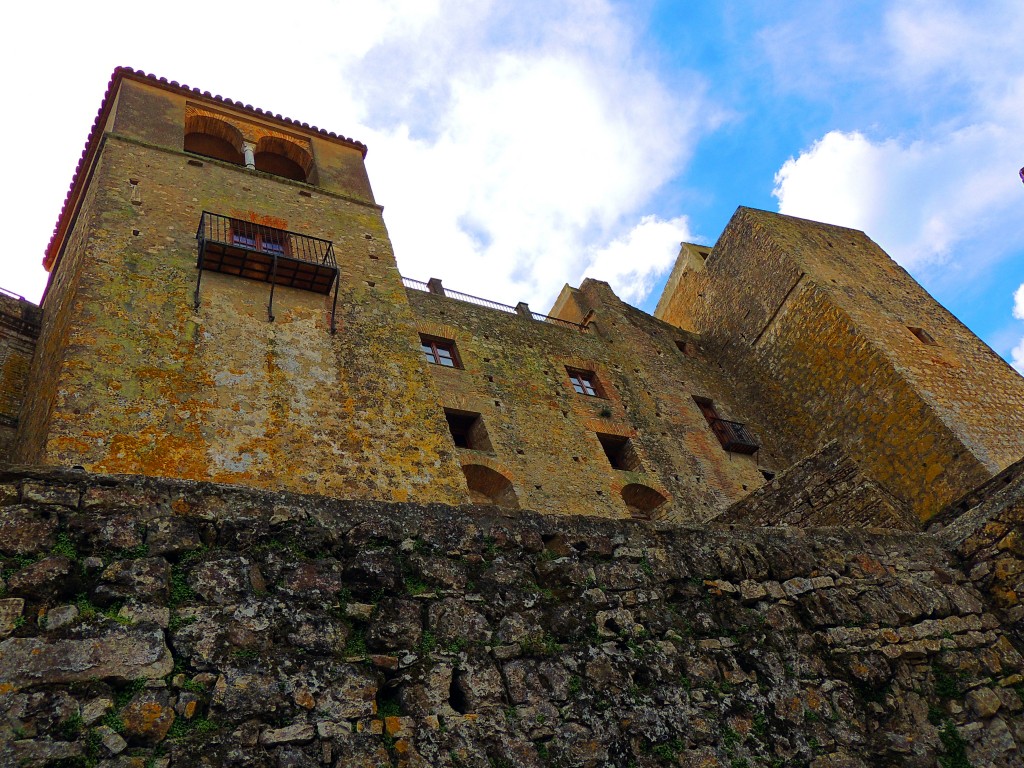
[109,77,375,203]
[405,278,788,522]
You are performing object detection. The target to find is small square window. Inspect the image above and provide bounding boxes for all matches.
[421,336,460,368]
[908,326,937,345]
[567,368,601,397]
[444,409,493,451]
[596,433,641,471]
[675,340,698,357]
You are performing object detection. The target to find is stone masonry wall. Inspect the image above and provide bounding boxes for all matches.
[1,466,1023,767]
[0,293,41,462]
[714,441,918,531]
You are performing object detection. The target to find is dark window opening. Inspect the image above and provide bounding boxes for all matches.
[255,151,307,182]
[908,326,937,345]
[422,336,460,368]
[184,132,244,166]
[567,367,601,397]
[675,339,698,357]
[760,469,776,483]
[445,409,492,452]
[597,433,641,471]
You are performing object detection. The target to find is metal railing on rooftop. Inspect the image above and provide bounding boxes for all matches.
[443,287,517,315]
[401,277,430,292]
[531,311,586,331]
[402,276,587,331]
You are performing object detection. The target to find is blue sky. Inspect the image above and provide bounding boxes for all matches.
[3,1,1024,367]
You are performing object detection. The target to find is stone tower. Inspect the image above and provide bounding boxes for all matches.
[655,206,1024,520]
[16,68,469,504]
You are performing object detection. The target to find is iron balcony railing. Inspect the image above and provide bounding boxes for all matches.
[709,418,759,454]
[196,212,336,269]
[194,211,340,332]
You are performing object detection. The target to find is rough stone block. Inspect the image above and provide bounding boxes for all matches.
[0,627,173,691]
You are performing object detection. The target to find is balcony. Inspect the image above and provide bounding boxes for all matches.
[194,212,339,331]
[708,418,759,454]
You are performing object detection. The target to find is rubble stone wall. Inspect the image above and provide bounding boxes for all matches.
[2,466,1023,767]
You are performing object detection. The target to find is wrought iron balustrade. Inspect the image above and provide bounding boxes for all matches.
[194,212,339,332]
[708,418,759,454]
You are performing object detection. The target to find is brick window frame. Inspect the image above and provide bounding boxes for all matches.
[566,367,603,397]
[421,335,461,368]
[229,219,290,257]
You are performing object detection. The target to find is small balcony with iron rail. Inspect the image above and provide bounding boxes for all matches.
[194,212,340,332]
[708,418,759,454]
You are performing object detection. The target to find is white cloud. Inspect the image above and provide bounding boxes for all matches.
[770,2,1024,288]
[0,0,706,311]
[1012,336,1024,374]
[773,123,1020,271]
[1015,284,1024,321]
[580,215,694,304]
[345,1,706,309]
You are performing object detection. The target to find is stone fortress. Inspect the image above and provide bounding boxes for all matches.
[2,67,1024,767]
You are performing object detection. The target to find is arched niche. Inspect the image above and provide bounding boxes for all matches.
[462,464,519,509]
[621,483,667,520]
[184,115,244,165]
[254,135,313,182]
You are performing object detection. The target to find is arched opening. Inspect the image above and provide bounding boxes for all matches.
[254,136,312,182]
[621,483,667,520]
[462,464,519,509]
[184,115,244,165]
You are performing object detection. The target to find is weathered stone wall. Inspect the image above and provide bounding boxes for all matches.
[0,293,40,462]
[654,208,1019,521]
[2,466,1022,767]
[714,441,918,530]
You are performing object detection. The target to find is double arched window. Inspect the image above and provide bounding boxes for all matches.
[184,115,314,183]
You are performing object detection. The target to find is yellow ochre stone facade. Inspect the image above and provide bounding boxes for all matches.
[656,208,1024,520]
[8,68,1024,524]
